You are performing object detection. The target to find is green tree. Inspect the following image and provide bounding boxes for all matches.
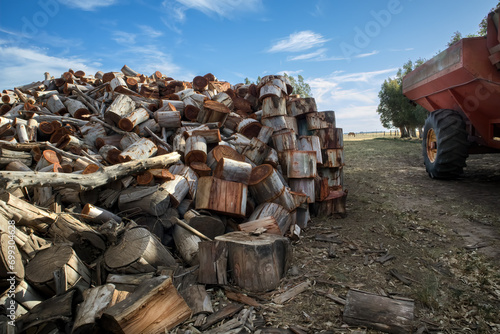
[244,77,251,85]
[447,31,463,46]
[283,73,312,97]
[478,1,500,36]
[377,59,428,138]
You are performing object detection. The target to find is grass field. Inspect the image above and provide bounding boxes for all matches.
[343,131,406,141]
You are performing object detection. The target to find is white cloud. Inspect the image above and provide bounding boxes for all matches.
[307,68,399,132]
[0,46,97,89]
[112,31,137,45]
[355,50,379,58]
[267,31,329,53]
[137,25,163,38]
[161,0,262,22]
[58,0,117,11]
[288,49,327,61]
[277,70,303,76]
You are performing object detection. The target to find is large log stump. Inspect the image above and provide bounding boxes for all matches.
[104,227,176,274]
[25,244,91,297]
[215,231,291,292]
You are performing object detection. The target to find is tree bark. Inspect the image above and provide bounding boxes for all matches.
[0,152,181,191]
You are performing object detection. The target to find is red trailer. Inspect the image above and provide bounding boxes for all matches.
[403,10,500,178]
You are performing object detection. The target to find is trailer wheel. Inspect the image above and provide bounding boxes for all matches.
[422,109,468,179]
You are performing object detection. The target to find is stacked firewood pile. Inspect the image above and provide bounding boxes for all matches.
[0,66,346,333]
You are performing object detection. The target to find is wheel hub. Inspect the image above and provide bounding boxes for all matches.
[426,128,437,162]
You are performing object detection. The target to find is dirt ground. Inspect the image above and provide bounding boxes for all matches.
[265,138,500,333]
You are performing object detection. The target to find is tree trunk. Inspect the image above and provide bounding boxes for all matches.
[118,185,171,216]
[118,137,157,162]
[286,97,317,117]
[173,223,201,266]
[283,150,317,179]
[118,107,150,132]
[0,152,181,191]
[184,135,207,165]
[242,137,271,165]
[215,231,291,292]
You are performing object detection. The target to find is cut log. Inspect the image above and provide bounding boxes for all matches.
[184,209,226,239]
[261,116,288,132]
[236,118,262,139]
[237,216,281,235]
[213,91,233,109]
[248,164,285,203]
[247,203,293,235]
[185,135,207,165]
[118,107,150,131]
[81,203,122,223]
[289,178,315,203]
[105,94,135,125]
[161,174,189,208]
[272,130,298,152]
[155,110,181,128]
[118,185,171,216]
[48,213,105,252]
[206,144,245,170]
[99,144,122,164]
[321,148,344,167]
[314,128,344,149]
[17,290,75,333]
[0,148,33,168]
[46,94,67,114]
[317,167,343,189]
[196,176,247,217]
[173,223,201,265]
[100,276,192,334]
[306,110,336,130]
[214,157,252,184]
[183,93,206,121]
[197,240,228,285]
[257,125,274,144]
[296,206,311,229]
[190,161,212,177]
[215,231,291,292]
[343,289,414,334]
[104,227,176,274]
[0,280,44,318]
[286,97,317,117]
[95,134,122,150]
[181,283,213,320]
[0,193,56,233]
[242,137,271,165]
[72,284,116,334]
[0,232,25,284]
[298,135,322,165]
[263,148,279,168]
[63,98,90,119]
[311,190,347,218]
[199,100,230,125]
[262,96,287,117]
[118,137,157,162]
[119,132,141,150]
[80,123,107,148]
[283,150,317,178]
[259,83,282,100]
[193,75,209,91]
[25,244,91,297]
[169,164,199,199]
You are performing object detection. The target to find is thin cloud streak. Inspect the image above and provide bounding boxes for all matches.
[58,0,118,11]
[268,31,329,53]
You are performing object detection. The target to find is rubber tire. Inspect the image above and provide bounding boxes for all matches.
[422,109,469,179]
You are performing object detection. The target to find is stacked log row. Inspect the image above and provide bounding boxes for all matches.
[0,67,346,332]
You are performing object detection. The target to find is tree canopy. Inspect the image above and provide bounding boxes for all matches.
[376,59,428,137]
[243,73,312,97]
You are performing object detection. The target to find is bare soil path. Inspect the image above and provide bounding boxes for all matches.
[269,138,500,333]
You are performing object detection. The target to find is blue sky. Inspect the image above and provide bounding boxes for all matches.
[0,0,497,132]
